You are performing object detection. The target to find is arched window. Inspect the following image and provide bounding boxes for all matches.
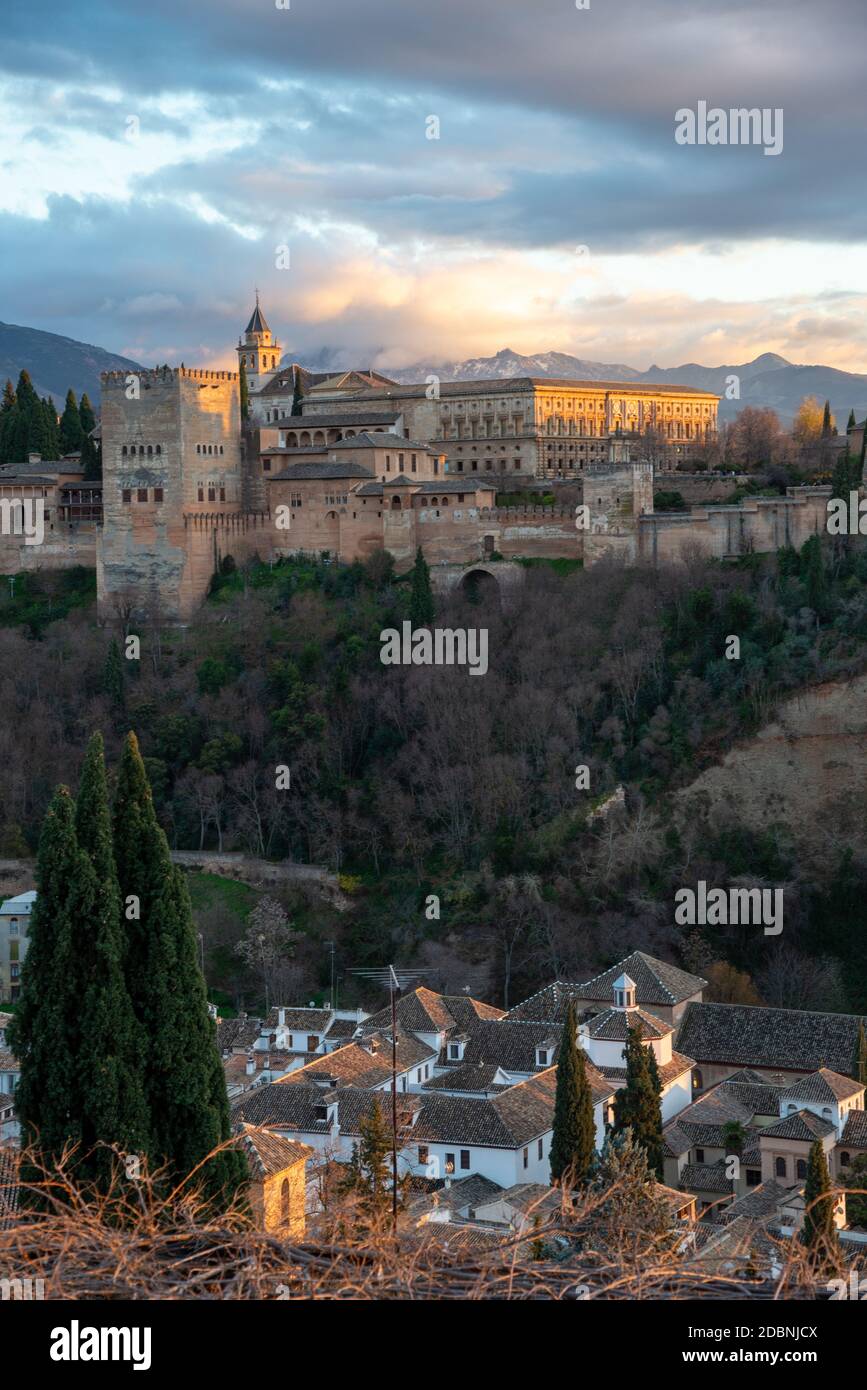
[121,445,127,456]
[840,1151,851,1167]
[219,445,224,455]
[442,497,450,506]
[775,1157,786,1178]
[391,496,402,510]
[147,445,153,456]
[280,1178,290,1224]
[796,1159,807,1180]
[156,445,161,455]
[822,1107,832,1120]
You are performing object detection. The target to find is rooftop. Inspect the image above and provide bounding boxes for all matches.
[676,1000,867,1075]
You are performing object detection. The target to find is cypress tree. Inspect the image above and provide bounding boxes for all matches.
[41,397,60,460]
[549,1002,596,1186]
[8,789,83,1190]
[408,547,435,627]
[113,732,246,1203]
[847,408,856,434]
[853,1020,867,1087]
[340,1097,393,1212]
[103,637,126,717]
[79,393,96,435]
[72,734,149,1185]
[60,389,83,453]
[291,364,304,417]
[821,399,833,437]
[0,379,15,464]
[612,1026,664,1179]
[801,1138,839,1263]
[80,432,101,481]
[239,359,249,421]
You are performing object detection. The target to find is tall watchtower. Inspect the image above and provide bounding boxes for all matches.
[237,293,282,395]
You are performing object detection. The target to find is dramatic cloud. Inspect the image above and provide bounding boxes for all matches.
[1,0,865,371]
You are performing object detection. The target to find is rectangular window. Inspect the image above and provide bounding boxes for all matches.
[308,1036,319,1051]
[460,1149,470,1170]
[445,1153,455,1175]
[153,487,163,503]
[263,458,271,471]
[219,487,226,502]
[122,489,131,504]
[9,941,18,962]
[695,1148,705,1164]
[523,1147,528,1169]
[411,454,417,472]
[207,487,216,502]
[197,487,204,502]
[537,1138,543,1160]
[9,920,18,936]
[418,1146,429,1165]
[137,488,148,503]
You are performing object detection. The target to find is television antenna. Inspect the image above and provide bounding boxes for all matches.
[351,966,436,1227]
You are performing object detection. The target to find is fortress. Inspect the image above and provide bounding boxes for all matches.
[0,299,837,622]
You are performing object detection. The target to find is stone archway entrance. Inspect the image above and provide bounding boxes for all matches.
[459,566,501,604]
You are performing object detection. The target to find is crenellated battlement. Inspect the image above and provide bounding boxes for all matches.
[101,366,239,389]
[477,505,573,520]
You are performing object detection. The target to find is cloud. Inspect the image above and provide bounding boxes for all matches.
[0,0,865,371]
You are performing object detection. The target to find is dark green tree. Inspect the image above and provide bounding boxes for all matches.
[800,534,826,617]
[291,363,304,417]
[72,734,149,1186]
[847,409,856,434]
[842,1153,867,1228]
[821,399,833,437]
[0,379,15,463]
[103,637,126,717]
[60,389,83,453]
[78,393,96,435]
[408,546,435,626]
[239,358,249,420]
[7,789,83,1191]
[340,1097,393,1213]
[549,1003,595,1186]
[612,1026,663,1179]
[113,731,246,1204]
[801,1138,839,1264]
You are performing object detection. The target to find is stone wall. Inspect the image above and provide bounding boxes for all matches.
[638,488,830,565]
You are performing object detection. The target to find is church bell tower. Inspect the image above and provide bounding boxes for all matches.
[237,292,282,395]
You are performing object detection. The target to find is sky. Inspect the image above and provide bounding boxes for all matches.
[2,0,866,374]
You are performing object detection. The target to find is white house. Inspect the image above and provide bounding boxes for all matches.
[578,973,694,1123]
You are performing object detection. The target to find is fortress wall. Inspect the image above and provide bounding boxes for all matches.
[638,490,830,565]
[0,530,97,576]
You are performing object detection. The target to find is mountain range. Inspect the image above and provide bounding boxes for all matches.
[379,348,867,425]
[0,321,142,406]
[2,322,866,427]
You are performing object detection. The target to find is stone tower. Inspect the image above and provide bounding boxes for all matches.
[237,293,282,395]
[582,461,654,567]
[97,366,270,623]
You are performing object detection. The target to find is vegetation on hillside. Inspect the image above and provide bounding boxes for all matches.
[2,534,867,1015]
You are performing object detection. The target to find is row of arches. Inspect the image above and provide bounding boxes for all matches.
[121,444,161,457]
[196,444,225,455]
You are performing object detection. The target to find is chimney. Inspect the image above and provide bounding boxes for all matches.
[245,1051,256,1076]
[278,1008,286,1026]
[27,452,41,464]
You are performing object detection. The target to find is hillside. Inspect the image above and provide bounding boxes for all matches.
[0,321,142,406]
